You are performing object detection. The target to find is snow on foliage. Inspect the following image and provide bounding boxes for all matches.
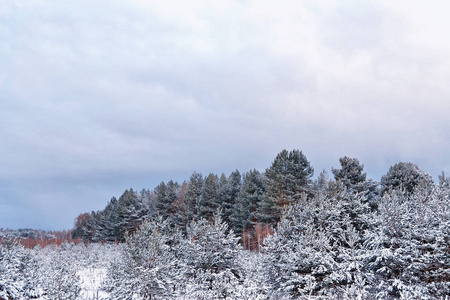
[1,152,449,299]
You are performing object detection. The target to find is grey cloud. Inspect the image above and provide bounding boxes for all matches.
[0,0,449,229]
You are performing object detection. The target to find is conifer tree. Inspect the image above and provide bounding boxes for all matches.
[231,169,266,235]
[184,172,204,222]
[197,173,219,220]
[217,170,242,226]
[183,211,242,299]
[332,156,367,188]
[381,162,434,196]
[0,239,25,300]
[105,216,182,299]
[93,197,119,242]
[40,243,81,300]
[263,183,373,298]
[262,149,314,224]
[116,188,142,241]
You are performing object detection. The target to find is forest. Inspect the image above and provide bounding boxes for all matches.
[1,149,449,299]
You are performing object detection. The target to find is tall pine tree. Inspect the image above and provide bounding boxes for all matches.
[261,149,314,224]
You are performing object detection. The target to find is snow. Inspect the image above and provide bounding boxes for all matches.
[77,268,109,300]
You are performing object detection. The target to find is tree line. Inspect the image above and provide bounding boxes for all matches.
[2,149,449,299]
[72,149,437,248]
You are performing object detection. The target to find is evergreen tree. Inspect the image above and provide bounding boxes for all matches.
[263,184,374,298]
[105,216,182,299]
[171,181,190,231]
[93,197,119,242]
[184,172,204,222]
[21,246,42,299]
[381,162,434,196]
[227,170,242,222]
[155,181,168,217]
[0,239,25,300]
[197,173,219,220]
[231,169,266,236]
[314,169,331,194]
[216,170,242,226]
[262,149,314,224]
[332,156,366,187]
[39,243,81,300]
[115,188,142,241]
[365,183,450,298]
[332,156,379,206]
[183,211,242,299]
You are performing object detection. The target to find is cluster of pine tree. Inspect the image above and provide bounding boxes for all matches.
[72,149,318,246]
[66,149,450,298]
[1,149,449,299]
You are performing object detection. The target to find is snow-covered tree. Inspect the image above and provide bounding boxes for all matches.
[183,211,242,299]
[332,156,379,206]
[0,239,25,300]
[380,162,434,196]
[104,216,182,299]
[39,243,81,300]
[365,183,450,298]
[263,184,374,298]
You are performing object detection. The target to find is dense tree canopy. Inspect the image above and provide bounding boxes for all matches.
[2,149,449,299]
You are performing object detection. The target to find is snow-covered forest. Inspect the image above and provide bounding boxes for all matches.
[1,149,449,299]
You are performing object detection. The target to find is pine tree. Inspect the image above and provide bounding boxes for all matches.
[380,162,434,196]
[184,172,204,222]
[171,181,190,231]
[0,239,25,300]
[262,149,314,224]
[197,173,219,220]
[231,169,266,236]
[365,183,450,298]
[332,156,379,206]
[39,243,81,300]
[105,216,182,299]
[93,197,119,242]
[332,156,367,188]
[116,188,142,241]
[183,211,242,299]
[227,170,242,223]
[263,184,374,298]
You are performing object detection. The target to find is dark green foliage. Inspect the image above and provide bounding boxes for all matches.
[216,171,242,226]
[231,169,266,235]
[156,180,180,221]
[381,162,434,196]
[92,197,119,242]
[332,156,379,206]
[332,156,366,187]
[71,212,96,241]
[184,172,204,222]
[262,149,314,224]
[197,173,219,220]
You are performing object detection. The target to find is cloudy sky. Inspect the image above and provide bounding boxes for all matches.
[1,0,449,230]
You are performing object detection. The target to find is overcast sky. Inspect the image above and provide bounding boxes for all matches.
[1,0,449,230]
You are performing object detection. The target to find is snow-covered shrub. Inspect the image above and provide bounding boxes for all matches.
[263,185,375,299]
[104,216,182,299]
[182,212,242,299]
[366,183,450,298]
[38,243,81,300]
[0,239,24,300]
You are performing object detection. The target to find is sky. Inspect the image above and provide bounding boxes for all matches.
[1,0,449,230]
